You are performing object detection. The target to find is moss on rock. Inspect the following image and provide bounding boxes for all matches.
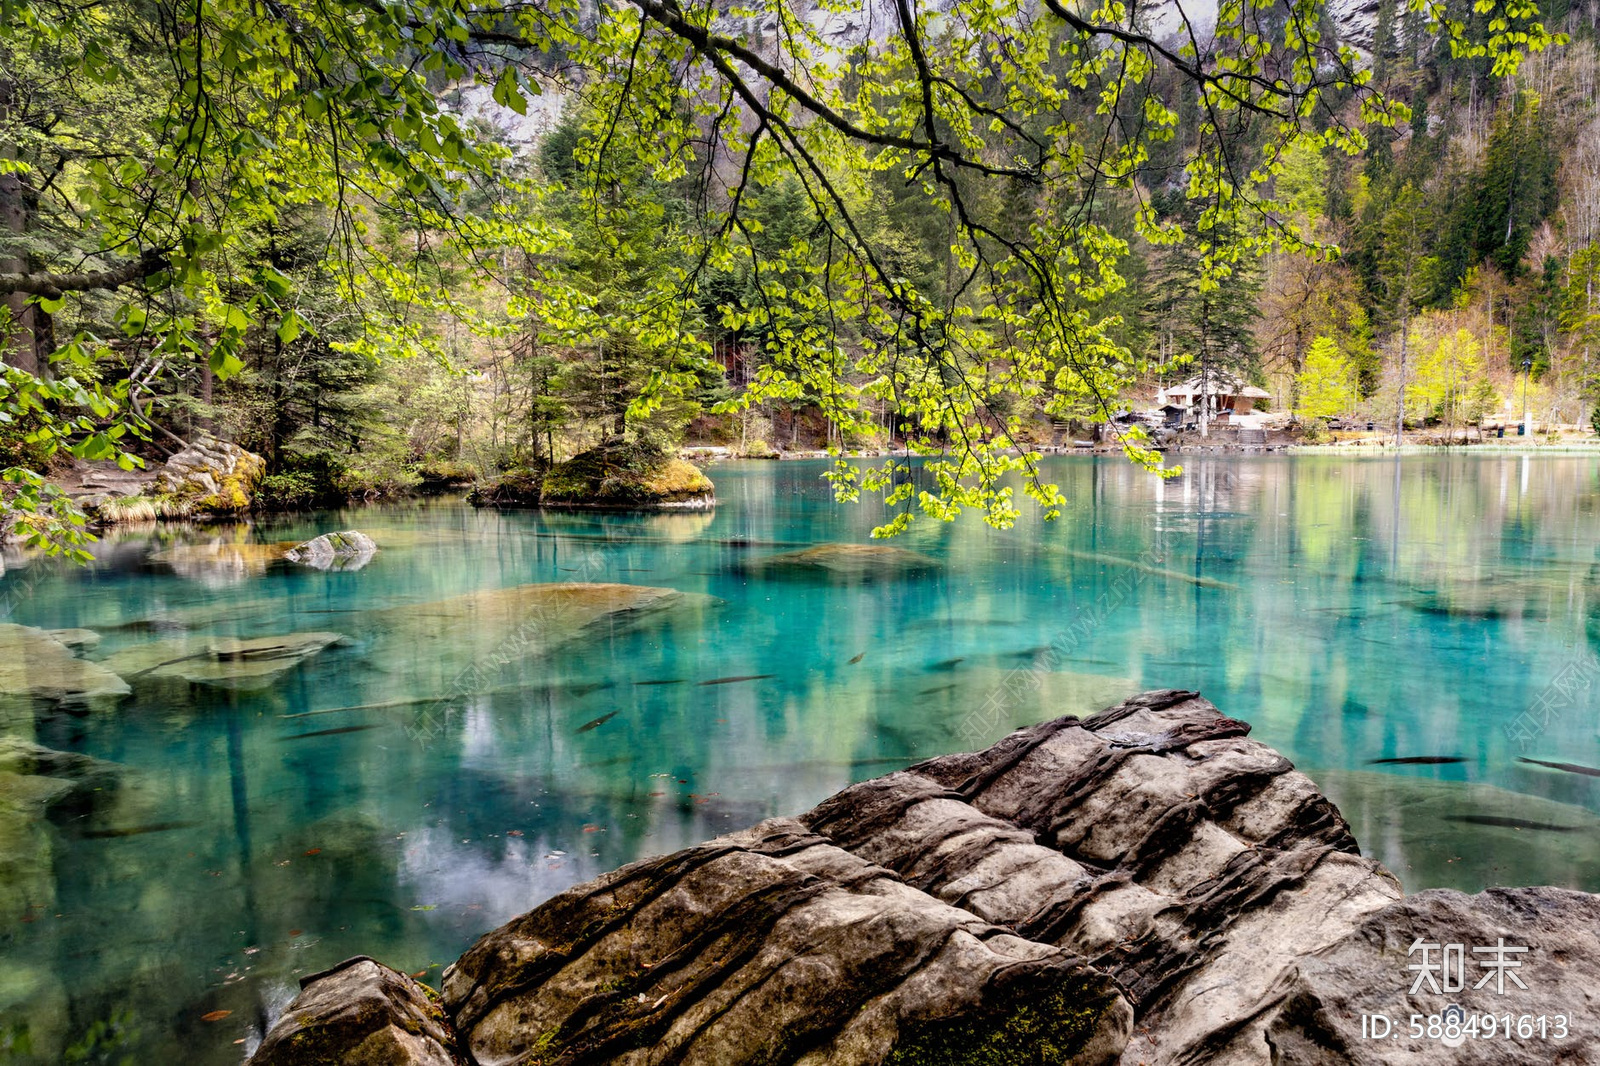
[488,445,717,510]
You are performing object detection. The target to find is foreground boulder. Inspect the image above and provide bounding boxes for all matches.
[249,956,466,1066]
[285,530,378,571]
[249,691,1600,1066]
[442,820,1130,1066]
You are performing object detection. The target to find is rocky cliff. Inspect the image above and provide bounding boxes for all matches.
[247,690,1600,1065]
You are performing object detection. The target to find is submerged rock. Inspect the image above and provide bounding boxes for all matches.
[1313,767,1600,892]
[249,956,465,1066]
[0,624,130,710]
[285,530,378,571]
[740,542,942,581]
[100,631,346,692]
[383,582,714,660]
[0,740,120,925]
[248,690,1600,1066]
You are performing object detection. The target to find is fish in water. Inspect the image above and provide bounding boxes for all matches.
[577,711,618,734]
[917,683,958,696]
[1517,756,1600,778]
[636,679,685,686]
[1368,756,1467,766]
[279,724,382,741]
[81,821,200,839]
[927,658,965,672]
[1444,815,1583,832]
[620,568,653,573]
[847,652,865,665]
[698,675,775,686]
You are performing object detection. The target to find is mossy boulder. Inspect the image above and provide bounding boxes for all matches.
[151,436,268,515]
[285,530,378,571]
[539,446,714,510]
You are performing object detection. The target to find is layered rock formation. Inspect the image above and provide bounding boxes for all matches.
[248,691,1600,1066]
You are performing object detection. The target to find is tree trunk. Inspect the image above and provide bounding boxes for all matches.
[0,77,44,376]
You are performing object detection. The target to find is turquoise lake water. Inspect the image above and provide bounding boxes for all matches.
[5,453,1600,1062]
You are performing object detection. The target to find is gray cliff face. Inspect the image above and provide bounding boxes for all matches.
[248,691,1600,1066]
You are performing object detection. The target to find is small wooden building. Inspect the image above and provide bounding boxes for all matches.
[1159,375,1271,417]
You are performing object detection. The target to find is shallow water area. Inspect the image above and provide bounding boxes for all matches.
[3,453,1600,1062]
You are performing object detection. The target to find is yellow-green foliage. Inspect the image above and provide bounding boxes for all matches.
[1296,336,1357,420]
[640,459,714,499]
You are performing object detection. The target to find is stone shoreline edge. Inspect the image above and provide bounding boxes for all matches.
[247,690,1600,1066]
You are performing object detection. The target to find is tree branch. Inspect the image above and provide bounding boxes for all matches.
[0,250,170,298]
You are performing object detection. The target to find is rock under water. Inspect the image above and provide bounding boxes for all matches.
[100,631,348,692]
[739,542,943,581]
[0,624,131,710]
[246,690,1600,1065]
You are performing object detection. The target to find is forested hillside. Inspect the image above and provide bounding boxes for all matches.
[0,0,1582,545]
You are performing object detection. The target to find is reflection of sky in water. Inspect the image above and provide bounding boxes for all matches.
[7,453,1600,1062]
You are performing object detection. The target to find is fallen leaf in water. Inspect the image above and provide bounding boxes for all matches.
[411,904,436,911]
[304,848,322,856]
[202,1010,232,1022]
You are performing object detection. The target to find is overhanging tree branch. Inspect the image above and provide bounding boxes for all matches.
[0,250,170,298]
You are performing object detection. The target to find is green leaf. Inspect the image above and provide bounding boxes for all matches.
[492,67,527,115]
